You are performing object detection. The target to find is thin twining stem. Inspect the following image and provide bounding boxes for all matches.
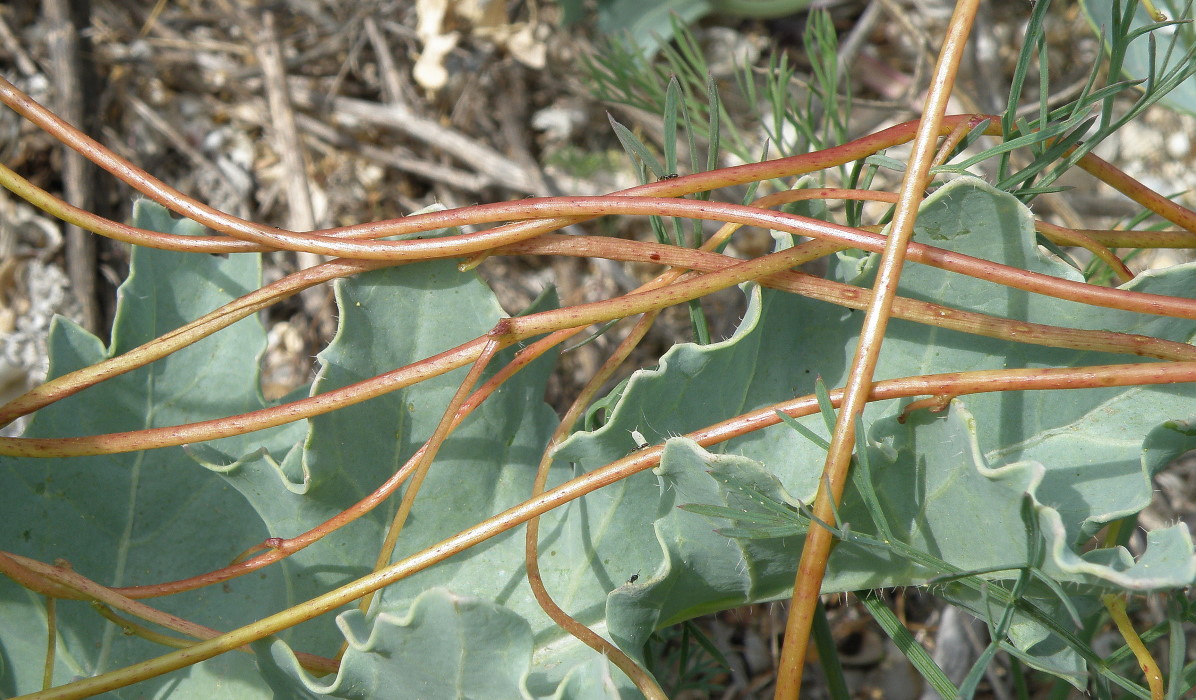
[27,360,1196,700]
[0,178,1177,428]
[506,235,1196,361]
[14,229,1182,600]
[11,340,1195,604]
[1079,151,1196,234]
[526,191,1190,693]
[1041,224,1196,249]
[3,186,820,428]
[524,316,669,699]
[0,552,338,674]
[360,335,509,614]
[15,187,1196,411]
[520,192,770,700]
[105,329,578,600]
[471,199,1196,324]
[4,73,1193,276]
[4,219,1194,457]
[754,186,1135,282]
[779,1,981,696]
[0,72,984,242]
[91,205,812,602]
[0,333,488,457]
[0,70,950,252]
[4,139,1195,267]
[0,257,392,427]
[4,68,1193,258]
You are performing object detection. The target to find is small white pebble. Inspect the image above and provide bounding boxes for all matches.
[1118,121,1164,163]
[1166,131,1190,160]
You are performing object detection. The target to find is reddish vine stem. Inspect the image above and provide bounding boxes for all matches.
[519,187,787,698]
[3,47,1196,697]
[5,71,1193,268]
[524,313,669,700]
[778,1,979,696]
[7,209,1183,609]
[1078,151,1196,233]
[3,126,1194,261]
[1,71,956,256]
[357,334,510,616]
[0,257,392,427]
[0,552,338,674]
[4,202,1194,457]
[0,175,1175,432]
[5,71,1194,265]
[23,360,1196,700]
[505,235,1196,361]
[106,328,579,600]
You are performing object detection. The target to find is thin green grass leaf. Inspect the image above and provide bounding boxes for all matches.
[563,318,622,353]
[608,113,666,178]
[774,410,830,451]
[1070,26,1108,120]
[678,78,700,176]
[845,160,882,228]
[663,77,680,175]
[1007,185,1071,196]
[821,471,846,531]
[687,301,711,345]
[851,416,893,542]
[860,592,959,699]
[1167,613,1186,700]
[960,622,1004,697]
[673,623,691,697]
[716,524,806,539]
[669,76,709,341]
[1178,662,1196,699]
[671,14,710,79]
[998,118,1096,192]
[705,75,720,175]
[951,115,1085,170]
[811,600,851,700]
[1010,656,1031,700]
[678,503,785,525]
[1029,568,1084,629]
[813,377,837,434]
[924,564,1034,586]
[1001,0,1053,178]
[864,154,907,171]
[1100,0,1140,127]
[681,619,731,672]
[686,456,1169,696]
[961,500,1045,697]
[805,10,849,149]
[1038,29,1050,128]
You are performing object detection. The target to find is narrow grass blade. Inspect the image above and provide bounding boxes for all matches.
[775,410,831,451]
[811,600,851,700]
[608,113,666,178]
[851,416,893,541]
[813,377,837,434]
[860,592,959,699]
[663,77,680,175]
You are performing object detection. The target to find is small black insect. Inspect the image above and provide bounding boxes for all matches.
[659,173,679,180]
[627,573,640,584]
